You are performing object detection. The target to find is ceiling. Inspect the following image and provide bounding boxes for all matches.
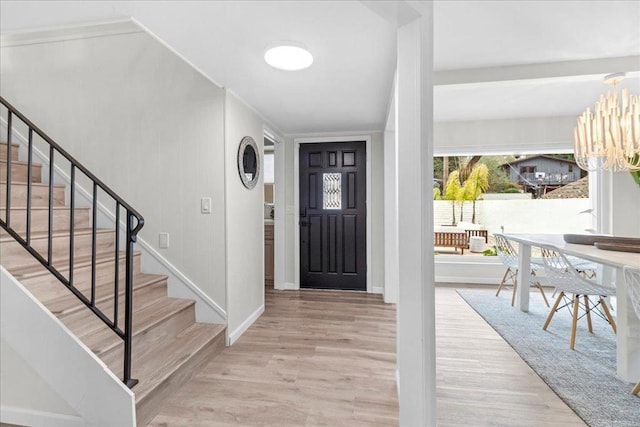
[1,1,639,134]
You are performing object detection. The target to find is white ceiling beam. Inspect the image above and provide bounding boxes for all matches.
[434,55,640,87]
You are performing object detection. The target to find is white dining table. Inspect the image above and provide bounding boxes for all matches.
[503,233,640,383]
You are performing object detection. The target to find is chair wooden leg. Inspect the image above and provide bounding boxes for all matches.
[511,279,518,307]
[496,268,511,297]
[544,292,564,331]
[570,294,580,350]
[633,380,640,395]
[538,283,550,307]
[600,297,617,334]
[584,296,593,333]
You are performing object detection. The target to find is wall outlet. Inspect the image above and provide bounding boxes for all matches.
[159,232,170,249]
[201,197,212,214]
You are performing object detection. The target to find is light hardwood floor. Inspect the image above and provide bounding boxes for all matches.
[149,286,585,426]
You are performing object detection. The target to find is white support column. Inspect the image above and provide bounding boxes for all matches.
[396,5,435,426]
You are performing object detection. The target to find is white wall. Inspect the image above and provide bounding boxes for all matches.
[263,152,275,184]
[224,91,265,344]
[434,116,575,156]
[1,338,78,420]
[433,198,592,235]
[1,267,135,427]
[0,30,227,310]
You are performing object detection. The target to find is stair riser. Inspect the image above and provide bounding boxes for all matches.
[1,230,116,271]
[0,144,19,161]
[18,253,142,302]
[101,285,192,375]
[0,161,42,183]
[2,208,90,234]
[0,182,66,208]
[135,331,226,427]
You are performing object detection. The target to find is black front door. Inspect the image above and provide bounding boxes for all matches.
[299,141,366,291]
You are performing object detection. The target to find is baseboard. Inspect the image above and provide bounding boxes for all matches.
[435,276,499,285]
[276,282,298,290]
[227,304,265,346]
[0,406,84,427]
[1,119,226,325]
[372,286,384,294]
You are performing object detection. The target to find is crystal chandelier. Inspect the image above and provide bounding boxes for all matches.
[573,73,640,172]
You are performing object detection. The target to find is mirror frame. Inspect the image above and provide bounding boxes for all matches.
[237,136,261,189]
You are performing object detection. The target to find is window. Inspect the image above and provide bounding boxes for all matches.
[323,173,341,209]
[520,166,536,174]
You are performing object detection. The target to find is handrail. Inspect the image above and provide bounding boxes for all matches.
[0,96,143,388]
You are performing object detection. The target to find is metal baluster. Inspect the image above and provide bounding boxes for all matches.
[26,129,33,246]
[91,182,97,307]
[5,111,12,227]
[69,165,75,287]
[123,211,138,388]
[47,146,54,265]
[114,202,120,329]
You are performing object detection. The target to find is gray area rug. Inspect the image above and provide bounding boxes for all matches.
[457,289,640,427]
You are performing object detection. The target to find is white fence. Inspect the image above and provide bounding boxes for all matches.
[434,198,592,236]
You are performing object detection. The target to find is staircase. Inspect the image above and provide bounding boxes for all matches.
[1,124,225,424]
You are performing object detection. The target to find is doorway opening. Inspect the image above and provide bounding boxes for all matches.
[263,135,275,288]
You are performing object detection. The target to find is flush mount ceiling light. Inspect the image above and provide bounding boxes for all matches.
[264,44,313,71]
[574,72,640,172]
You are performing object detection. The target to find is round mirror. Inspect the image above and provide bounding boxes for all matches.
[238,136,260,189]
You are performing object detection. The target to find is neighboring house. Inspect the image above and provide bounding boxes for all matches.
[502,155,587,197]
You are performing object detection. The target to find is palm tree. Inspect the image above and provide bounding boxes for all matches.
[463,164,489,223]
[444,170,462,225]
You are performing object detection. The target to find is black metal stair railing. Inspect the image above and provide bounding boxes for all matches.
[0,96,143,388]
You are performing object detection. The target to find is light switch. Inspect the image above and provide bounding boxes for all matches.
[159,232,170,249]
[201,197,212,214]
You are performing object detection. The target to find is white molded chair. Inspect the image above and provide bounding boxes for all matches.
[623,266,640,396]
[494,234,549,307]
[540,245,617,350]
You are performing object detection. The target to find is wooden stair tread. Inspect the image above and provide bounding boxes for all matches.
[58,284,174,347]
[81,296,193,356]
[45,272,167,316]
[0,227,113,242]
[134,322,225,404]
[0,180,65,188]
[7,250,138,279]
[0,159,41,166]
[1,206,89,211]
